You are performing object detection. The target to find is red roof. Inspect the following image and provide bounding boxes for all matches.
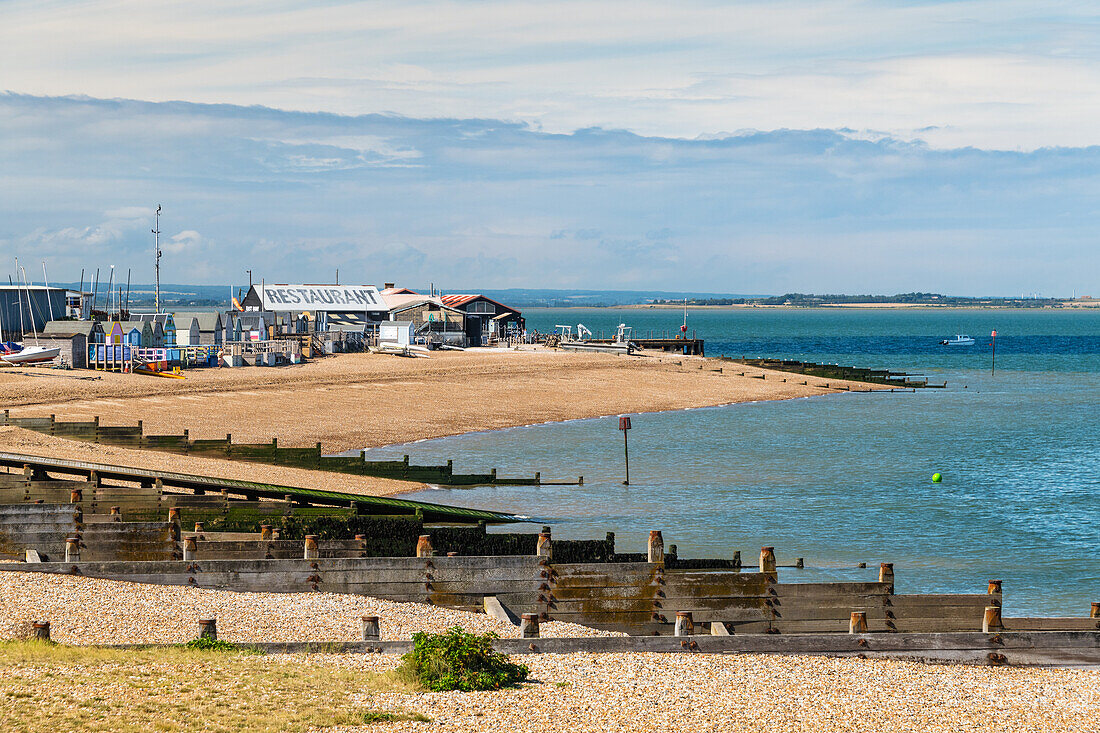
[438,294,480,308]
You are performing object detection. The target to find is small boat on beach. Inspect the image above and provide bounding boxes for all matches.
[940,334,975,347]
[1,345,61,364]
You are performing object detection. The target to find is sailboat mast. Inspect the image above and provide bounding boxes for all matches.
[42,261,56,323]
[19,265,40,345]
[153,205,162,313]
[14,259,26,341]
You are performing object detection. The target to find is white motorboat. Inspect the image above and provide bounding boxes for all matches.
[1,345,61,364]
[940,334,975,347]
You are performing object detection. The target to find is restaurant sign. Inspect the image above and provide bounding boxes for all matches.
[259,284,386,312]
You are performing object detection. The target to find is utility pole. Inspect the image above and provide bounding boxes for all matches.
[152,205,162,313]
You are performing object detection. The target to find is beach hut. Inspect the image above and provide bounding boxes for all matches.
[172,311,225,345]
[106,321,125,345]
[233,313,268,342]
[134,314,176,346]
[121,324,143,346]
[171,314,201,346]
[34,321,102,369]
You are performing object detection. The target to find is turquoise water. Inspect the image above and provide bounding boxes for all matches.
[375,308,1100,616]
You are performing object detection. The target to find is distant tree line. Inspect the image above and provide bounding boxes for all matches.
[652,292,1063,307]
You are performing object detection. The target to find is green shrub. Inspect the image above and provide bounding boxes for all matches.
[397,627,529,692]
[182,637,257,653]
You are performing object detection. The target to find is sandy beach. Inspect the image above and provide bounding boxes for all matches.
[0,426,425,496]
[0,349,887,453]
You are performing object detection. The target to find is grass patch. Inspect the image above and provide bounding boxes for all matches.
[0,639,427,733]
[396,627,529,692]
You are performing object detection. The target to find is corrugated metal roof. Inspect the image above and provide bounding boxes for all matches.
[439,294,519,314]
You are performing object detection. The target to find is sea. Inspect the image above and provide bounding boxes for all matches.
[368,307,1100,616]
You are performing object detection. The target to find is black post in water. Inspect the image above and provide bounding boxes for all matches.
[619,416,632,485]
[991,329,997,376]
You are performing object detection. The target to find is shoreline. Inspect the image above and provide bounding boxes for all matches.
[0,349,891,456]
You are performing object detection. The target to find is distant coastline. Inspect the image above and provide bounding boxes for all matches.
[537,301,1100,310]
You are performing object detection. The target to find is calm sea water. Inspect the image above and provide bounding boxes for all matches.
[373,308,1100,616]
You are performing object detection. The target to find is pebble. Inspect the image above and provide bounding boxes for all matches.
[0,572,619,643]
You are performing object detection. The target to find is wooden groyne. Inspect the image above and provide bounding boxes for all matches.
[728,358,946,388]
[0,411,582,487]
[2,468,1097,642]
[0,453,520,525]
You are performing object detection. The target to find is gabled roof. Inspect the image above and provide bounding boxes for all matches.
[172,311,223,332]
[387,295,465,315]
[380,287,419,295]
[439,294,518,313]
[233,313,268,329]
[40,320,99,338]
[132,313,174,327]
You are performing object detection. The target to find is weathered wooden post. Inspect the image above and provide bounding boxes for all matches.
[536,532,552,560]
[167,507,180,525]
[416,535,433,558]
[520,613,540,638]
[183,536,198,561]
[303,535,319,559]
[849,611,868,634]
[198,618,217,640]
[648,531,664,563]
[1091,602,1100,619]
[879,563,894,587]
[32,621,50,641]
[760,547,777,577]
[983,605,1003,633]
[260,525,273,541]
[109,506,121,522]
[618,416,632,485]
[194,522,204,536]
[732,550,742,570]
[988,579,1002,598]
[64,536,80,563]
[674,611,694,637]
[361,615,380,640]
[70,488,82,504]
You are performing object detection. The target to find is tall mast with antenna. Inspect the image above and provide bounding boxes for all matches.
[152,204,162,313]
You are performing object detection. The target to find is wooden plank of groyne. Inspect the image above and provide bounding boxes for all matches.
[1003,617,1100,631]
[0,451,521,523]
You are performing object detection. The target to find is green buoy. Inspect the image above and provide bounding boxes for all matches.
[932,473,943,483]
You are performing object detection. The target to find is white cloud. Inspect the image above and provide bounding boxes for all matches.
[3,1,1100,149]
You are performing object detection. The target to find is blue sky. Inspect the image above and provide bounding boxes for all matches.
[2,1,1099,294]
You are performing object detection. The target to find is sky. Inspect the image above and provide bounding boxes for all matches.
[2,1,1099,295]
